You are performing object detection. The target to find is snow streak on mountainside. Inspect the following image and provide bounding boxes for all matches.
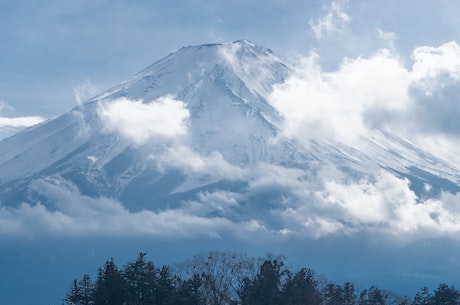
[1,40,460,240]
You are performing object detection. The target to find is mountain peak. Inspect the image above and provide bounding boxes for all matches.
[95,40,292,106]
[0,40,298,201]
[230,39,273,55]
[232,39,254,45]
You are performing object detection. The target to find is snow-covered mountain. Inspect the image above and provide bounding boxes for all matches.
[1,39,460,228]
[5,39,460,305]
[0,40,302,207]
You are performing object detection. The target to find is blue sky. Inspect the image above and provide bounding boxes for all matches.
[1,0,459,118]
[0,0,313,117]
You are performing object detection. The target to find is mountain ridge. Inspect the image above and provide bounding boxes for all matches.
[4,40,460,304]
[1,39,460,219]
[0,40,306,209]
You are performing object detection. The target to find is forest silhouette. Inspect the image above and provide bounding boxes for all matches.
[63,252,459,305]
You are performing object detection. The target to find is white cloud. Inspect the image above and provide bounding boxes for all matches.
[184,190,241,216]
[0,116,46,140]
[269,49,411,146]
[0,177,287,240]
[269,40,460,162]
[0,116,45,128]
[248,163,308,193]
[321,172,415,226]
[411,41,460,82]
[150,145,247,183]
[311,170,460,238]
[0,101,46,140]
[0,178,237,238]
[309,0,351,40]
[74,79,97,105]
[378,28,397,50]
[3,161,460,242]
[98,96,190,145]
[226,161,460,239]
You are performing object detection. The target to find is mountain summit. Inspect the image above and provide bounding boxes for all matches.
[0,40,305,208]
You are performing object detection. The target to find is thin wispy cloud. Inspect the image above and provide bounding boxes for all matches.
[377,28,397,50]
[0,101,13,113]
[309,0,351,40]
[74,79,97,105]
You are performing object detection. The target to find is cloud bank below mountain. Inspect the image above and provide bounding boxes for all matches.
[3,159,460,243]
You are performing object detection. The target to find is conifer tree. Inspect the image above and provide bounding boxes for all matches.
[413,287,432,305]
[240,259,284,305]
[65,279,82,305]
[175,273,203,305]
[93,258,125,305]
[343,282,357,305]
[431,283,460,305]
[282,268,321,305]
[123,252,157,305]
[324,283,345,305]
[359,286,387,305]
[64,274,93,305]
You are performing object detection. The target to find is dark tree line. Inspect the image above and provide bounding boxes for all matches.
[63,252,460,305]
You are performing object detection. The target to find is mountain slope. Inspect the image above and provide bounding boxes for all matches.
[0,39,460,218]
[4,40,460,305]
[0,40,309,208]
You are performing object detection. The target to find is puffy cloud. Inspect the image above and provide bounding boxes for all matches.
[310,170,460,238]
[183,190,241,216]
[0,171,276,240]
[150,145,247,184]
[240,163,460,239]
[269,49,411,146]
[411,42,460,82]
[269,41,460,163]
[98,96,190,145]
[3,161,460,242]
[248,163,309,193]
[320,172,415,227]
[406,42,460,137]
[0,178,239,238]
[309,0,351,40]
